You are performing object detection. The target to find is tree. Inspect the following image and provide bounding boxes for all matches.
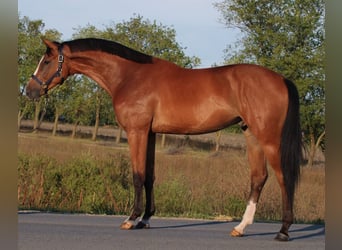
[18,15,62,130]
[103,15,200,68]
[62,76,95,139]
[214,0,325,165]
[49,80,73,136]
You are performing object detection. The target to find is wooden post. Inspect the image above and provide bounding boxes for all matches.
[116,126,123,144]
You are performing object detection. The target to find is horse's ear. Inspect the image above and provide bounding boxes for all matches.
[41,37,59,50]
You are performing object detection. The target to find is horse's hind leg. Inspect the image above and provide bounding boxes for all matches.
[231,129,268,237]
[135,132,156,229]
[263,144,293,241]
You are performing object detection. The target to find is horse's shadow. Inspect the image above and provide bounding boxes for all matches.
[150,220,228,229]
[289,224,325,240]
[150,221,325,241]
[245,224,325,241]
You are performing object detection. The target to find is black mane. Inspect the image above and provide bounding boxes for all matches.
[63,38,153,64]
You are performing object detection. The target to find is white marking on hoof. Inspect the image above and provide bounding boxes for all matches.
[230,228,244,237]
[120,218,135,230]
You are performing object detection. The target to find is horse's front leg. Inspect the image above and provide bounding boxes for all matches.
[120,128,149,230]
[135,132,156,229]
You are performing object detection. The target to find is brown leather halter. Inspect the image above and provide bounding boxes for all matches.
[31,45,65,95]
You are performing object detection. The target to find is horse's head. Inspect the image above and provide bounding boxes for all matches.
[25,39,69,100]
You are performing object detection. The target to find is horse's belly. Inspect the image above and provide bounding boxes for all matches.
[151,109,240,135]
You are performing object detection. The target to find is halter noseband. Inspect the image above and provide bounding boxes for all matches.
[31,45,65,95]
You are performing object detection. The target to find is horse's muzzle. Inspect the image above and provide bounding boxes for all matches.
[25,85,41,100]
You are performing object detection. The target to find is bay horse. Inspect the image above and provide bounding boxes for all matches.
[25,38,302,241]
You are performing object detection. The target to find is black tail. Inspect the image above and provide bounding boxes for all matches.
[280,79,303,209]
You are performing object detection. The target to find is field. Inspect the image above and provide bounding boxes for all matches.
[18,123,325,224]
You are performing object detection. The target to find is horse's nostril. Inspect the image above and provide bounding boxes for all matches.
[25,86,40,100]
[25,87,32,98]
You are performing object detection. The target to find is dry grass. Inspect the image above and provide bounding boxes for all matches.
[18,131,325,223]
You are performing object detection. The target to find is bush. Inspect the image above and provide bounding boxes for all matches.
[18,152,133,215]
[155,176,192,217]
[18,152,246,218]
[18,149,325,223]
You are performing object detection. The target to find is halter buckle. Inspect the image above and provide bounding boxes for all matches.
[58,54,64,63]
[42,83,48,89]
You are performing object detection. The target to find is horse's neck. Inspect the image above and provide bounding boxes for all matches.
[68,51,128,96]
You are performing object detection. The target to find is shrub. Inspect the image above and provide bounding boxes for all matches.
[18,152,133,215]
[18,146,325,223]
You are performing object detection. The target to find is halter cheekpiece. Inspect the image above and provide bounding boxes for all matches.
[31,45,65,95]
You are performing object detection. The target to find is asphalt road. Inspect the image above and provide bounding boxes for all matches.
[18,211,325,250]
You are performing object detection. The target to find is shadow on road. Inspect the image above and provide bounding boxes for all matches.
[150,220,229,229]
[289,224,325,240]
[150,220,324,242]
[243,224,325,241]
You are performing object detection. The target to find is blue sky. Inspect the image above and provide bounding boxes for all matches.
[18,0,240,67]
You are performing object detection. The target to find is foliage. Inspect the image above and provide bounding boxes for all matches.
[109,15,201,68]
[18,15,62,127]
[73,15,201,68]
[18,152,132,214]
[214,0,325,157]
[17,143,325,223]
[16,152,254,217]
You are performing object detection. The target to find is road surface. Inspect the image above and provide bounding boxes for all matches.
[18,211,325,250]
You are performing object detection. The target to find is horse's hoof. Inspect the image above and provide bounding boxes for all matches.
[135,221,150,229]
[120,221,135,230]
[230,228,244,237]
[274,232,289,241]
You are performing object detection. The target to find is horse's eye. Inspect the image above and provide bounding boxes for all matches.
[44,60,50,65]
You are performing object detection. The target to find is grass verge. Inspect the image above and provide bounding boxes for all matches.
[18,133,325,224]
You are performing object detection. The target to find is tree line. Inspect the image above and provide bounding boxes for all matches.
[18,0,325,166]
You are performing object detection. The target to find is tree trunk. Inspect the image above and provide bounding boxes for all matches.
[215,130,222,152]
[37,109,46,129]
[316,130,325,149]
[18,110,23,130]
[92,93,101,141]
[71,120,80,139]
[33,100,46,132]
[92,104,100,141]
[307,130,325,167]
[52,108,60,136]
[18,102,30,130]
[116,126,123,144]
[307,133,315,167]
[33,101,41,131]
[161,134,166,148]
